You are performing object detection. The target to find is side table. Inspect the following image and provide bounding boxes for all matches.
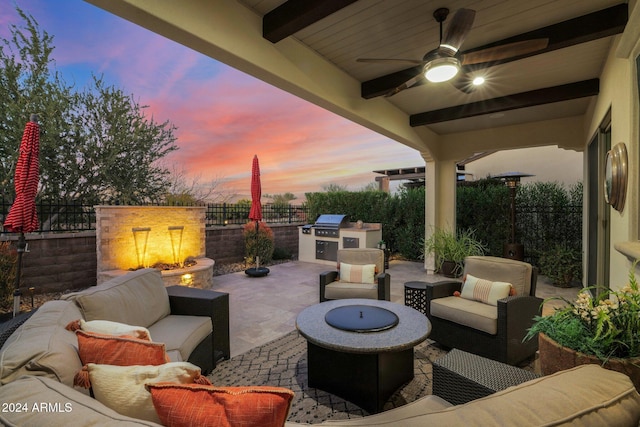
[404,281,428,315]
[433,349,539,405]
[166,286,230,364]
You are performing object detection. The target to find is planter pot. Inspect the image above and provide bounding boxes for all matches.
[538,332,640,391]
[439,260,460,278]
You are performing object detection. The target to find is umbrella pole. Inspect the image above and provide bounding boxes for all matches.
[255,221,260,269]
[12,233,26,317]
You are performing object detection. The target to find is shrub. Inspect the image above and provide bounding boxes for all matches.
[243,222,275,264]
[538,243,582,287]
[272,247,292,260]
[0,241,18,310]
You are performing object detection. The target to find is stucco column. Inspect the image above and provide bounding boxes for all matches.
[424,156,458,274]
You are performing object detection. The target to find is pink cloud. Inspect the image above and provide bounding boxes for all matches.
[3,1,424,199]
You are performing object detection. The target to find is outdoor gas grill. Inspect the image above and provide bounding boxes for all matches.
[312,214,349,237]
[298,215,382,264]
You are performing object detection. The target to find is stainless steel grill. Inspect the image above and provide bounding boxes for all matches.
[313,214,349,237]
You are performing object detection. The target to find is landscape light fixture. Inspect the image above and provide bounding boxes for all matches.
[491,171,534,261]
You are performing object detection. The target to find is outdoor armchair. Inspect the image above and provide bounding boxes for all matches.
[425,256,542,365]
[319,248,390,302]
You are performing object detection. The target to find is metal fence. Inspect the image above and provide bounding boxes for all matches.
[0,198,310,232]
[517,204,582,266]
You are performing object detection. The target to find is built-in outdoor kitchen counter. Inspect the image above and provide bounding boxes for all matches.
[299,214,382,265]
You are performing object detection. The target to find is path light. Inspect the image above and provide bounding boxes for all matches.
[491,172,534,261]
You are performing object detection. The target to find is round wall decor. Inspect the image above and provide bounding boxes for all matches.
[604,142,628,212]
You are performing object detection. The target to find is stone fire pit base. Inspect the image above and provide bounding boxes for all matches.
[98,257,215,289]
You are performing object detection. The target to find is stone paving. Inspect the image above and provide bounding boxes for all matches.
[209,259,580,357]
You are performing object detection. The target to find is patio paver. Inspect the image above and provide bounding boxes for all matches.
[209,260,579,358]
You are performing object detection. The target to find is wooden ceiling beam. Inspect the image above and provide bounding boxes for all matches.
[263,0,359,43]
[410,79,599,126]
[362,3,627,99]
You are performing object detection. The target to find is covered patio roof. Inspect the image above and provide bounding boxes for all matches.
[85,0,627,161]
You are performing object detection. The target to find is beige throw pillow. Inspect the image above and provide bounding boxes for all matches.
[78,319,151,341]
[87,362,209,423]
[339,263,376,284]
[460,274,512,306]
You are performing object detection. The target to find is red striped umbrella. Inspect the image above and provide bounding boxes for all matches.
[4,117,40,233]
[248,155,262,222]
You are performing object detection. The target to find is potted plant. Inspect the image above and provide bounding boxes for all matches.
[525,262,640,390]
[421,227,486,277]
[538,243,582,287]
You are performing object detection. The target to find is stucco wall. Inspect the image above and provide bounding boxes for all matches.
[585,13,640,290]
[465,146,583,187]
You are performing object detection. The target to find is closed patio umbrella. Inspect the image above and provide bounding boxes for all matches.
[246,155,269,277]
[4,114,40,316]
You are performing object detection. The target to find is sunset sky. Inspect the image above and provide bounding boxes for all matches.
[1,1,424,201]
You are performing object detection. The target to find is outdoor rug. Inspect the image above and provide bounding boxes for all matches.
[207,330,448,424]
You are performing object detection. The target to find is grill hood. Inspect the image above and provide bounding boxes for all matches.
[314,214,349,229]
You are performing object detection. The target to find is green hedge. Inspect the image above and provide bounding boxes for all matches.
[306,188,424,259]
[305,180,582,267]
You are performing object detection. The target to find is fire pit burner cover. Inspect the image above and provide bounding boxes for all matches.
[324,305,399,333]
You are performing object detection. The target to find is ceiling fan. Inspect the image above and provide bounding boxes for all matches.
[357,8,549,96]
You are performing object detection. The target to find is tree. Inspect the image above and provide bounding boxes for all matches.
[0,8,179,207]
[264,192,297,220]
[322,183,348,192]
[164,165,232,204]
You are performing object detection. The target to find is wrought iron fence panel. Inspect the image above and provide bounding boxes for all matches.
[516,204,582,266]
[1,198,309,232]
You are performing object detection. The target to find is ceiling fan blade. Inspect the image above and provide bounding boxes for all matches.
[384,74,424,97]
[441,8,475,54]
[357,58,424,65]
[460,39,549,65]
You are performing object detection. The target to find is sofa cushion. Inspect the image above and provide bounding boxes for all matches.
[339,263,376,284]
[148,315,212,362]
[0,375,162,426]
[285,365,640,427]
[324,281,378,300]
[63,268,170,328]
[430,296,498,335]
[0,300,83,388]
[147,383,294,427]
[88,362,210,423]
[463,256,532,296]
[460,274,512,306]
[317,395,452,426]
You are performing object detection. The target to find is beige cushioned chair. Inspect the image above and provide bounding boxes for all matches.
[319,248,390,302]
[425,256,542,365]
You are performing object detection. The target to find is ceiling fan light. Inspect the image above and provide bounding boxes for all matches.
[424,57,460,82]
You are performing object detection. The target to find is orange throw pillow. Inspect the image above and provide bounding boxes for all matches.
[74,330,169,388]
[146,383,294,427]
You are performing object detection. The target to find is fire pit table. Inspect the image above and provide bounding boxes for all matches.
[296,299,430,413]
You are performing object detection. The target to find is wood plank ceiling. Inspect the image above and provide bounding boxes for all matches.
[239,0,628,134]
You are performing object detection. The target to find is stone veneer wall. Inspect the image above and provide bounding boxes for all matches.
[95,206,206,273]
